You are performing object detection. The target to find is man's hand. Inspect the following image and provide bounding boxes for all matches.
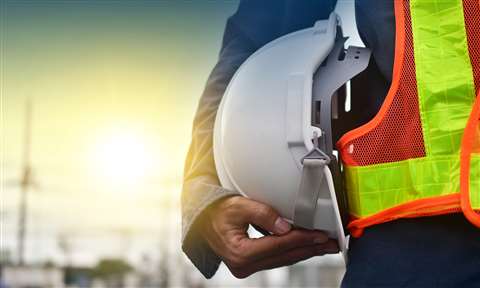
[201,196,339,279]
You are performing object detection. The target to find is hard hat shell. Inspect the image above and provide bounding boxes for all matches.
[214,13,346,252]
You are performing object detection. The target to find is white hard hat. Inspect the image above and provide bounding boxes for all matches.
[213,13,370,258]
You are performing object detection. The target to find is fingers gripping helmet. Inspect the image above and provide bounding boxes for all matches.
[214,13,370,256]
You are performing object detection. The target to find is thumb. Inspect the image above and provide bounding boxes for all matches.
[244,199,291,235]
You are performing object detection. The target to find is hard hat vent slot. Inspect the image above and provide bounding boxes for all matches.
[313,101,322,127]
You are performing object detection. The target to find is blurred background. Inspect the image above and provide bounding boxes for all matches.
[1,1,361,287]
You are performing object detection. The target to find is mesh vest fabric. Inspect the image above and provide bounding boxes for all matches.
[338,0,480,237]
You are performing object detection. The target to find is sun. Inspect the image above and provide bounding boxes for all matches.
[93,130,152,187]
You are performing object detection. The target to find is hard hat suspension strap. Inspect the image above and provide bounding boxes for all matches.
[294,132,330,229]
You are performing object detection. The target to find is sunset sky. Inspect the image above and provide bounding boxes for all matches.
[2,0,238,265]
[1,0,360,269]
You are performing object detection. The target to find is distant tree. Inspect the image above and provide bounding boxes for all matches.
[92,258,132,280]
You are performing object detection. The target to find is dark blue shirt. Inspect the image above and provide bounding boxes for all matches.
[212,0,480,286]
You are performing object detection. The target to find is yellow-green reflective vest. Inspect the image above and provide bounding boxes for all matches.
[337,0,480,237]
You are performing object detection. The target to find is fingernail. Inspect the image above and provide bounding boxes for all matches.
[313,236,328,244]
[274,217,291,234]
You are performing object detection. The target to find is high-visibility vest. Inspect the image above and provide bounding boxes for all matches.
[338,0,480,237]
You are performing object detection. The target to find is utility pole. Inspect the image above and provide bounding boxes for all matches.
[17,99,33,266]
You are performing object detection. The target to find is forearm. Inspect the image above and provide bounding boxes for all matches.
[181,27,254,278]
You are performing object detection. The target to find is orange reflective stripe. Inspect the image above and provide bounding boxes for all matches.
[460,91,480,227]
[348,193,461,237]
